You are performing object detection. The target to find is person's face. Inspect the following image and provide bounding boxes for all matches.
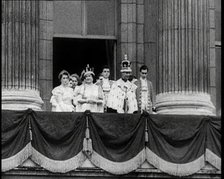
[140,69,148,79]
[121,71,131,81]
[85,74,93,84]
[102,68,110,79]
[70,76,78,88]
[61,74,69,86]
[68,80,73,88]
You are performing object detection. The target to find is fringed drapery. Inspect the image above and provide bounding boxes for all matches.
[2,110,32,171]
[86,113,146,174]
[145,147,205,176]
[89,150,145,175]
[204,117,221,170]
[2,143,32,172]
[1,109,221,176]
[31,148,86,173]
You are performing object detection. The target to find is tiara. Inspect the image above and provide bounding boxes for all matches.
[81,64,95,77]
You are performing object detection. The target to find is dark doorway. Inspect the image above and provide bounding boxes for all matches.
[53,38,115,87]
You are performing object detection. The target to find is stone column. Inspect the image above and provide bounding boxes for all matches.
[117,0,144,77]
[39,0,54,111]
[2,1,43,110]
[155,0,215,115]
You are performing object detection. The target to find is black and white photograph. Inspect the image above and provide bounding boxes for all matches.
[2,0,221,178]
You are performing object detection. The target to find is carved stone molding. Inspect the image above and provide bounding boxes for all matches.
[155,92,216,116]
[2,89,43,111]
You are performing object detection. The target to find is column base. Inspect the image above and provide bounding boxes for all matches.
[2,89,44,111]
[155,92,216,116]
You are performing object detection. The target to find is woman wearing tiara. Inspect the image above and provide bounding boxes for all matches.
[50,70,75,112]
[74,64,104,113]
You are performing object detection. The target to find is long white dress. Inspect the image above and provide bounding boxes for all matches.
[74,83,104,113]
[50,85,75,112]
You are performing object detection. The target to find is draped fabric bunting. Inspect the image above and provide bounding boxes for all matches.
[204,117,221,170]
[87,112,146,174]
[1,109,221,176]
[2,110,32,172]
[146,114,221,175]
[30,111,87,173]
[146,114,209,176]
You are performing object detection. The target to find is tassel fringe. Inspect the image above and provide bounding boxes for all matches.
[2,143,32,172]
[145,147,205,176]
[2,146,220,175]
[83,138,93,156]
[31,147,86,173]
[89,149,145,175]
[205,148,221,170]
[83,116,93,156]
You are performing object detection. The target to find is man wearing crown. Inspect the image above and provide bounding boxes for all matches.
[107,55,138,113]
[73,64,104,113]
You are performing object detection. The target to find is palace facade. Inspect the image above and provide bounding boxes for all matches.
[1,0,221,178]
[2,0,221,115]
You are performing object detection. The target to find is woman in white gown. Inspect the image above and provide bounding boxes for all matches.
[74,65,104,113]
[50,70,75,112]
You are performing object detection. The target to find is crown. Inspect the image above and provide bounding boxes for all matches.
[81,64,95,77]
[121,54,132,72]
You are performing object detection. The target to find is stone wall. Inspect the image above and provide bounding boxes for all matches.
[39,1,54,111]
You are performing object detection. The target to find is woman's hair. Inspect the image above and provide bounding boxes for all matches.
[58,70,70,80]
[70,73,82,85]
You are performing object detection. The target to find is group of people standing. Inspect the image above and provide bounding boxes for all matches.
[50,55,155,114]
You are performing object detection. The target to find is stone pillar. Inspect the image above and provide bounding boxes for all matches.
[155,0,215,115]
[39,0,54,111]
[2,1,43,110]
[117,0,144,77]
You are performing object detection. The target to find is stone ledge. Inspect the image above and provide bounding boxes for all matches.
[2,160,221,179]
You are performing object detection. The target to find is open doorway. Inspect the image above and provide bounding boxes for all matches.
[53,38,116,87]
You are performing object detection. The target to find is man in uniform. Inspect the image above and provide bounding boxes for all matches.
[107,55,138,113]
[134,65,155,114]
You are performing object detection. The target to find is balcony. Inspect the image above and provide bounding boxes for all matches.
[2,109,221,178]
